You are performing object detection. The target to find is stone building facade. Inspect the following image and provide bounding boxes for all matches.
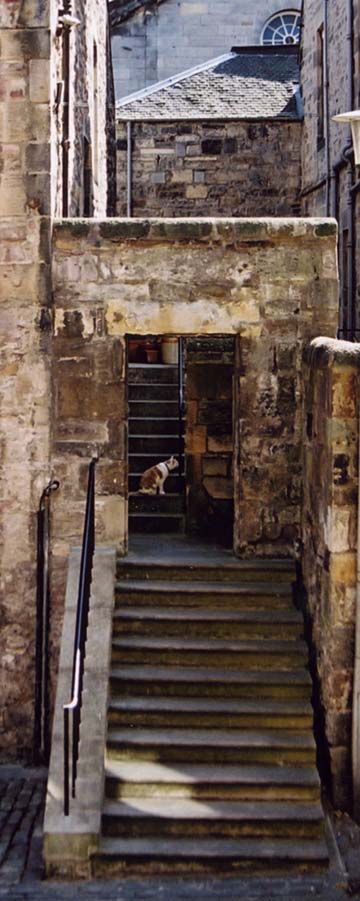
[0,0,115,760]
[110,0,302,100]
[301,0,360,339]
[116,49,302,217]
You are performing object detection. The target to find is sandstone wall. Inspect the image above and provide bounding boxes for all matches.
[116,119,302,217]
[0,0,52,759]
[111,0,301,100]
[302,338,360,809]
[51,217,338,569]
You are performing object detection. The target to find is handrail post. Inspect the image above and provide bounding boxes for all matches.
[63,456,97,816]
[34,478,59,765]
[178,336,184,496]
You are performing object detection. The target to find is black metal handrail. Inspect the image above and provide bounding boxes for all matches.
[34,478,60,765]
[63,456,97,816]
[178,336,184,495]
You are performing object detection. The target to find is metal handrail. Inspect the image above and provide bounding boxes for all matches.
[178,336,184,495]
[63,456,97,816]
[34,478,60,764]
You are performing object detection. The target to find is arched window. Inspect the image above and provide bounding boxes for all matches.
[261,11,301,45]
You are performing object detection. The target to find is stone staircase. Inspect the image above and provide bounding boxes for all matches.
[128,363,184,534]
[92,550,328,877]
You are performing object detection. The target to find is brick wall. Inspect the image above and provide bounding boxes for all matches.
[302,338,360,809]
[111,0,301,100]
[116,119,302,216]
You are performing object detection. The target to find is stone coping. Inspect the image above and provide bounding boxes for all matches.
[43,545,116,878]
[304,336,360,368]
[52,217,337,244]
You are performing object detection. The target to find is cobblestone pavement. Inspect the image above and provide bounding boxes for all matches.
[1,766,360,900]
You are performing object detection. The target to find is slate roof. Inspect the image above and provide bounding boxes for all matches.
[116,49,301,121]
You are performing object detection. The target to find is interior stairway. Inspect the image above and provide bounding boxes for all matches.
[128,363,184,534]
[92,552,328,877]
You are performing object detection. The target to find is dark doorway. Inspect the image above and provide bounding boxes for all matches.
[127,335,234,547]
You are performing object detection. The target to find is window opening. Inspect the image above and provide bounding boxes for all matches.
[261,11,301,45]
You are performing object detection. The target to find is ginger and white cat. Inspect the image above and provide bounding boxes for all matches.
[139,456,179,495]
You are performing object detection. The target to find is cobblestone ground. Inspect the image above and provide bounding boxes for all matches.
[1,766,360,900]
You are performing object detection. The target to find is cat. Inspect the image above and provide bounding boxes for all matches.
[139,456,179,495]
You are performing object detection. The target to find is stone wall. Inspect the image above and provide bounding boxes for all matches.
[51,217,338,567]
[0,0,52,759]
[302,338,360,809]
[185,337,234,545]
[116,119,302,217]
[51,0,116,218]
[301,0,360,338]
[110,0,301,100]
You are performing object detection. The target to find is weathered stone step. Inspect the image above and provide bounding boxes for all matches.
[129,513,185,534]
[110,665,312,700]
[92,836,329,877]
[129,400,179,417]
[102,797,324,840]
[129,435,181,454]
[104,760,321,802]
[108,695,313,730]
[129,494,184,514]
[129,384,179,401]
[106,727,316,766]
[115,580,294,609]
[128,364,178,384]
[129,418,181,436]
[117,559,296,584]
[111,636,308,670]
[113,606,303,640]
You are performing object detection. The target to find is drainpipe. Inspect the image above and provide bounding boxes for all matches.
[126,120,132,217]
[323,0,331,216]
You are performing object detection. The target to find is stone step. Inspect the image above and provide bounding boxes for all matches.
[128,364,178,385]
[112,606,303,640]
[117,558,296,584]
[104,760,321,802]
[106,727,316,766]
[129,435,182,455]
[107,695,313,731]
[129,494,184,514]
[129,384,179,401]
[129,400,179,417]
[101,797,324,840]
[92,836,329,877]
[115,580,294,609]
[110,665,312,700]
[129,513,185,534]
[111,636,308,670]
[129,418,182,436]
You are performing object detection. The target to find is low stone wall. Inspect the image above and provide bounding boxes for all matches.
[116,120,302,217]
[302,338,360,809]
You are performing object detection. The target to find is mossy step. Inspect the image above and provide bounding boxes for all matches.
[113,606,303,640]
[129,514,185,535]
[129,384,179,401]
[92,836,329,877]
[110,665,312,700]
[115,580,294,609]
[128,364,178,385]
[102,797,324,840]
[104,760,321,802]
[106,727,316,765]
[129,400,179,417]
[111,636,308,670]
[129,418,181,436]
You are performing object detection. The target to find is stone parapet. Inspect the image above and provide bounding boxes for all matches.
[302,337,360,809]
